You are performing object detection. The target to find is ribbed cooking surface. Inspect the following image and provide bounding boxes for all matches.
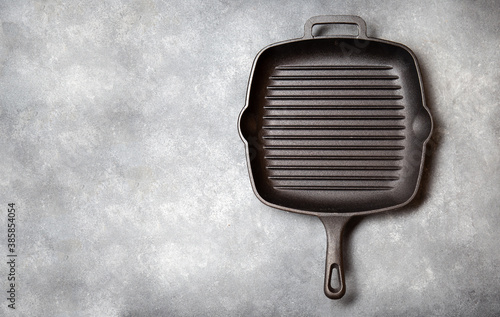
[263,65,405,192]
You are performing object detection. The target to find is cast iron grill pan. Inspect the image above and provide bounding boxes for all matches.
[239,16,432,299]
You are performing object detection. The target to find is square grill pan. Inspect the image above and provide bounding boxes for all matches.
[238,16,432,299]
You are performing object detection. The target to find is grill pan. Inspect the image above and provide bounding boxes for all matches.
[238,16,432,299]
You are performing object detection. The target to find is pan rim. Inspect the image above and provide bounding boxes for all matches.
[238,34,433,217]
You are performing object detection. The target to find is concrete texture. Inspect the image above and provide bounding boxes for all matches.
[0,0,499,316]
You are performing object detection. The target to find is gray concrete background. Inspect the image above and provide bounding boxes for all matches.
[0,0,499,316]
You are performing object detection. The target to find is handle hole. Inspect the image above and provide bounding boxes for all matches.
[312,24,359,37]
[329,264,341,292]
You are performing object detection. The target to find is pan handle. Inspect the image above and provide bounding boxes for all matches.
[304,15,368,39]
[318,215,352,299]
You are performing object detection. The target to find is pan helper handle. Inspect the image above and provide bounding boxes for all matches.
[304,15,368,39]
[319,216,352,299]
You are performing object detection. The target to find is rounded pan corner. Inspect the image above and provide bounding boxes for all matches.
[238,39,298,144]
[375,37,434,141]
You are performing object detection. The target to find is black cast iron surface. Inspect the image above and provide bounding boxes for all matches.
[239,16,432,299]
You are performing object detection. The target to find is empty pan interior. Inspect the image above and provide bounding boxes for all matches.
[240,38,432,214]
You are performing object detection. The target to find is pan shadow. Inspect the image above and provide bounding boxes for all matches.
[331,56,441,306]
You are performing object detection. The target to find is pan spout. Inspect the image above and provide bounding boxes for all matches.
[238,108,256,143]
[412,107,433,142]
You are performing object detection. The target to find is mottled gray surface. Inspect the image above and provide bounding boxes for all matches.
[0,0,499,316]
